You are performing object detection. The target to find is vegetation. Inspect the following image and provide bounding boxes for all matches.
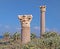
[0,32,60,49]
[13,32,21,41]
[30,33,36,40]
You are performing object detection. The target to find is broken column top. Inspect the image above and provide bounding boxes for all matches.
[40,5,46,12]
[18,15,32,22]
[18,15,32,27]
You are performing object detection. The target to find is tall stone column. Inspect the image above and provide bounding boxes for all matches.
[18,15,32,44]
[40,6,46,38]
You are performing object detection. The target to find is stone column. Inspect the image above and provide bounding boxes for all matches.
[18,15,32,44]
[40,6,46,38]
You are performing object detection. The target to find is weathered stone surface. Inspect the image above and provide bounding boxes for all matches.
[40,6,46,38]
[18,15,32,44]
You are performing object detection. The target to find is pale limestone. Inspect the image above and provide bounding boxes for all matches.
[18,15,32,44]
[40,6,46,38]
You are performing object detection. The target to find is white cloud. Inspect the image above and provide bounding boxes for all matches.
[46,28,50,32]
[34,26,40,30]
[50,28,58,32]
[5,25,10,29]
[45,28,58,32]
[16,27,21,30]
[16,27,21,32]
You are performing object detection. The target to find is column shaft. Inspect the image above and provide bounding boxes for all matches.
[21,27,30,44]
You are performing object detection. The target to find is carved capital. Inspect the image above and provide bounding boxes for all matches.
[40,6,46,12]
[18,15,32,27]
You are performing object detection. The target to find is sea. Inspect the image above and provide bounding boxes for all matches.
[0,36,3,39]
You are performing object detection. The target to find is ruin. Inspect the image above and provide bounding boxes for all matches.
[40,6,46,38]
[18,15,32,44]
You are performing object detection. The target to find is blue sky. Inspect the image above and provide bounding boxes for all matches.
[0,0,60,36]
